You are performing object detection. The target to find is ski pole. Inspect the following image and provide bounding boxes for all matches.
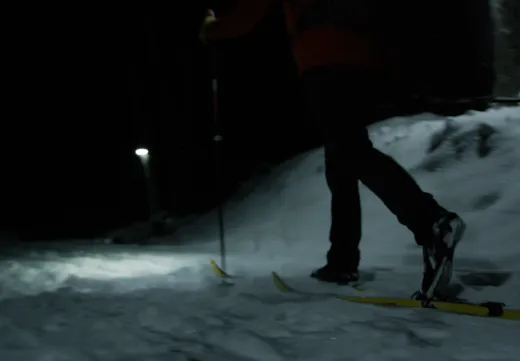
[207,9,227,274]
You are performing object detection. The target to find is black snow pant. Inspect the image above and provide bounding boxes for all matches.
[301,65,446,271]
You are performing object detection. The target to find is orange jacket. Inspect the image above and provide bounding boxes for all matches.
[205,0,389,74]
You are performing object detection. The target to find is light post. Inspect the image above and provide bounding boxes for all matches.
[135,148,158,223]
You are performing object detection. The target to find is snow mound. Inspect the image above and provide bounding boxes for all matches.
[179,108,520,259]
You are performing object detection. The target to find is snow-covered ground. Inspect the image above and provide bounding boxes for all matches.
[1,107,520,361]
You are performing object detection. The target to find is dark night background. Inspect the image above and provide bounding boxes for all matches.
[2,1,518,242]
[1,2,318,241]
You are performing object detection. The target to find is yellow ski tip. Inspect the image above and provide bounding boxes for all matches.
[272,272,294,292]
[210,259,229,278]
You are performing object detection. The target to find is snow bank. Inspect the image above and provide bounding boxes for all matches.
[178,107,520,271]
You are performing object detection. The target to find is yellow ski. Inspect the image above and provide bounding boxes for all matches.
[272,271,520,321]
[210,259,232,278]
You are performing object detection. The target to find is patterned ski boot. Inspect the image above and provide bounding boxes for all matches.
[414,212,466,305]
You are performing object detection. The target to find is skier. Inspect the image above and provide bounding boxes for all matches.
[200,0,494,301]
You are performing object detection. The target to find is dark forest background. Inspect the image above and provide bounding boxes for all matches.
[1,1,518,241]
[1,2,317,241]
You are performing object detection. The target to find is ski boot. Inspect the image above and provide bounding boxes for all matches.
[311,264,359,285]
[413,212,466,305]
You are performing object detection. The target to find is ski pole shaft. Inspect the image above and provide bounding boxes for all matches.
[208,8,227,273]
[213,81,226,273]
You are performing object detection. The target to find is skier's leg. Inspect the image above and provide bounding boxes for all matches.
[356,146,447,240]
[301,67,368,283]
[324,129,362,271]
[302,65,441,245]
[302,65,464,293]
[306,133,364,284]
[355,143,466,298]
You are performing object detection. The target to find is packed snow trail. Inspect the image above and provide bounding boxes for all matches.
[1,245,519,361]
[1,107,520,360]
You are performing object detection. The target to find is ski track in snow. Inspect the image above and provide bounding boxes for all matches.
[1,107,520,361]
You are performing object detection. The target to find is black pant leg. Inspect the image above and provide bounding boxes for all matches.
[323,128,364,269]
[302,66,446,270]
[356,147,446,243]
